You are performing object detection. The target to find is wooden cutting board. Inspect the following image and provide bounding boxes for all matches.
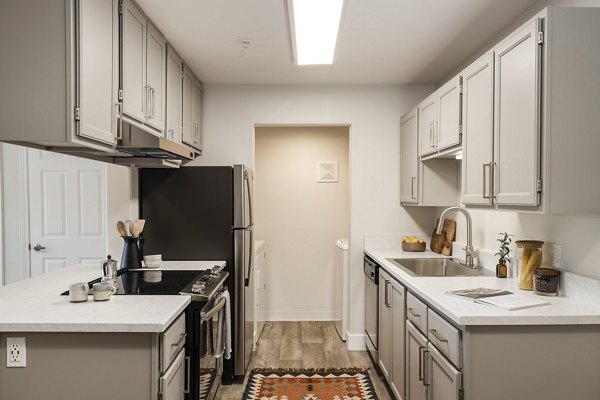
[430,219,456,255]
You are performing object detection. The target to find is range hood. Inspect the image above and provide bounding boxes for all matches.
[117,123,196,161]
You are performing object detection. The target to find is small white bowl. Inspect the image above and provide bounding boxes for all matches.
[143,254,162,262]
[144,260,161,269]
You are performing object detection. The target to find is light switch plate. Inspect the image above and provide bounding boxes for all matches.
[552,243,562,268]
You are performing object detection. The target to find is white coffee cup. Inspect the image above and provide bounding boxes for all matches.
[93,282,117,301]
[69,282,89,302]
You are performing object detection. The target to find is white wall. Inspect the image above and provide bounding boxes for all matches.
[191,84,437,346]
[106,164,138,260]
[255,126,350,320]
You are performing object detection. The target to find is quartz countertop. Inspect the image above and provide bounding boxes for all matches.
[364,235,600,326]
[0,261,225,333]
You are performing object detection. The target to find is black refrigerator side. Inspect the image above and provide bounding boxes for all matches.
[138,166,239,383]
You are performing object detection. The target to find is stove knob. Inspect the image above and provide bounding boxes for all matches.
[192,282,206,293]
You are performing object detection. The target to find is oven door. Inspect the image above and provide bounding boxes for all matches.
[193,294,227,400]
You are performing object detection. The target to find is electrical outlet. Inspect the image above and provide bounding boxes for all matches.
[6,337,26,367]
[553,243,562,268]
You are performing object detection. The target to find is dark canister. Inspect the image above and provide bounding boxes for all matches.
[533,268,560,296]
[120,236,142,269]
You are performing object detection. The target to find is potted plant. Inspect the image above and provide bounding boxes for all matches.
[495,232,513,278]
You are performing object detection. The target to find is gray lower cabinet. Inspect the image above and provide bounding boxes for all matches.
[406,321,428,400]
[379,269,406,399]
[427,344,461,400]
[160,349,186,400]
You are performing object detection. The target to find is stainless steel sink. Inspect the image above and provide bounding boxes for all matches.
[387,258,493,277]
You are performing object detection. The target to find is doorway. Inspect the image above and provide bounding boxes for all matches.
[254,126,350,321]
[1,144,108,283]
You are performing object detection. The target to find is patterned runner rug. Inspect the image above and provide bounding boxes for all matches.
[242,368,378,400]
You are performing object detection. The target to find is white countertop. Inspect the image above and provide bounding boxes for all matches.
[364,235,600,326]
[0,261,226,333]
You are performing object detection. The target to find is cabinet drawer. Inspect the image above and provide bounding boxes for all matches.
[427,308,461,368]
[161,312,186,373]
[160,348,186,400]
[406,292,428,334]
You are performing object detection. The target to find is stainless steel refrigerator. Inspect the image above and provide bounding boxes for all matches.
[139,165,254,382]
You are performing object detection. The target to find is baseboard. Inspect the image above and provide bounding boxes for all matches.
[261,311,336,321]
[346,332,367,351]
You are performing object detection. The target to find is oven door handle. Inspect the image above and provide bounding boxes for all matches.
[200,296,227,322]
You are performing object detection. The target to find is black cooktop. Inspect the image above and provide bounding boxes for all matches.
[61,269,207,296]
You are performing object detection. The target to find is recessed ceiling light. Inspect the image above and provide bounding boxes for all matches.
[288,0,344,65]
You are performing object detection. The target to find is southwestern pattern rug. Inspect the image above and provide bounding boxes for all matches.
[242,368,378,400]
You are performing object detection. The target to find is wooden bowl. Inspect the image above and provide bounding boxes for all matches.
[402,241,426,252]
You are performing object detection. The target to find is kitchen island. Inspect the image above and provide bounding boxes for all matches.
[0,261,224,400]
[364,235,600,400]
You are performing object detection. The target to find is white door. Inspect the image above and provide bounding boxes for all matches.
[461,52,494,205]
[418,94,437,156]
[400,108,418,204]
[436,75,462,151]
[493,19,541,206]
[27,149,106,276]
[145,22,167,133]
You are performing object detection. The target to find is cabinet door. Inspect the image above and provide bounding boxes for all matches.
[418,94,437,156]
[159,349,186,400]
[461,52,494,205]
[427,345,461,400]
[406,321,428,400]
[182,65,194,148]
[145,22,166,133]
[493,19,541,206]
[191,79,203,152]
[165,45,183,143]
[436,75,462,151]
[122,0,147,122]
[77,0,119,145]
[400,108,419,204]
[378,269,392,381]
[390,279,406,400]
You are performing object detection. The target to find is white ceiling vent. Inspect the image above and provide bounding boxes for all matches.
[316,161,339,183]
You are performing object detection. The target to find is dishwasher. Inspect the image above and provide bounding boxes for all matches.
[364,255,379,363]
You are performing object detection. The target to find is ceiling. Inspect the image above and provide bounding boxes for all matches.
[137,0,541,85]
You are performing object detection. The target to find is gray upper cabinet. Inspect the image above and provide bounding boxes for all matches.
[122,0,147,123]
[461,52,494,206]
[418,93,437,157]
[0,0,119,151]
[493,19,541,207]
[436,75,462,152]
[122,0,166,137]
[400,108,419,204]
[165,45,183,144]
[182,65,203,153]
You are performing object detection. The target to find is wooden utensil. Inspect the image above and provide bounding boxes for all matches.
[116,220,128,237]
[430,218,456,255]
[131,219,146,237]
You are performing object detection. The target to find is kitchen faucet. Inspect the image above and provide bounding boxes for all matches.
[437,206,477,269]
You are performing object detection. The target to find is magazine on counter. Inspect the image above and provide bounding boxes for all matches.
[446,287,550,310]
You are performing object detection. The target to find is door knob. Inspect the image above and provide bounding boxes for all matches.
[32,243,46,252]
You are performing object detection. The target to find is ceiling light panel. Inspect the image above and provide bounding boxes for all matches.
[290,0,344,65]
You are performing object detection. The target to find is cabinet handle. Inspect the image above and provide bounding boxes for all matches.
[429,328,448,344]
[171,332,187,347]
[150,87,155,119]
[489,162,496,200]
[418,345,425,381]
[167,129,174,140]
[482,163,490,199]
[411,177,416,200]
[115,102,123,140]
[407,307,420,318]
[429,122,434,147]
[384,280,391,308]
[423,350,430,387]
[183,356,191,394]
[144,85,150,119]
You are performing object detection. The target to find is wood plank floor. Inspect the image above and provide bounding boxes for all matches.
[216,321,393,399]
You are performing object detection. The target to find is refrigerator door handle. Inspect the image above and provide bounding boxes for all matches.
[245,228,254,287]
[245,170,254,227]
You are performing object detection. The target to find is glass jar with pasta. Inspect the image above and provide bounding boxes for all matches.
[515,240,544,290]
